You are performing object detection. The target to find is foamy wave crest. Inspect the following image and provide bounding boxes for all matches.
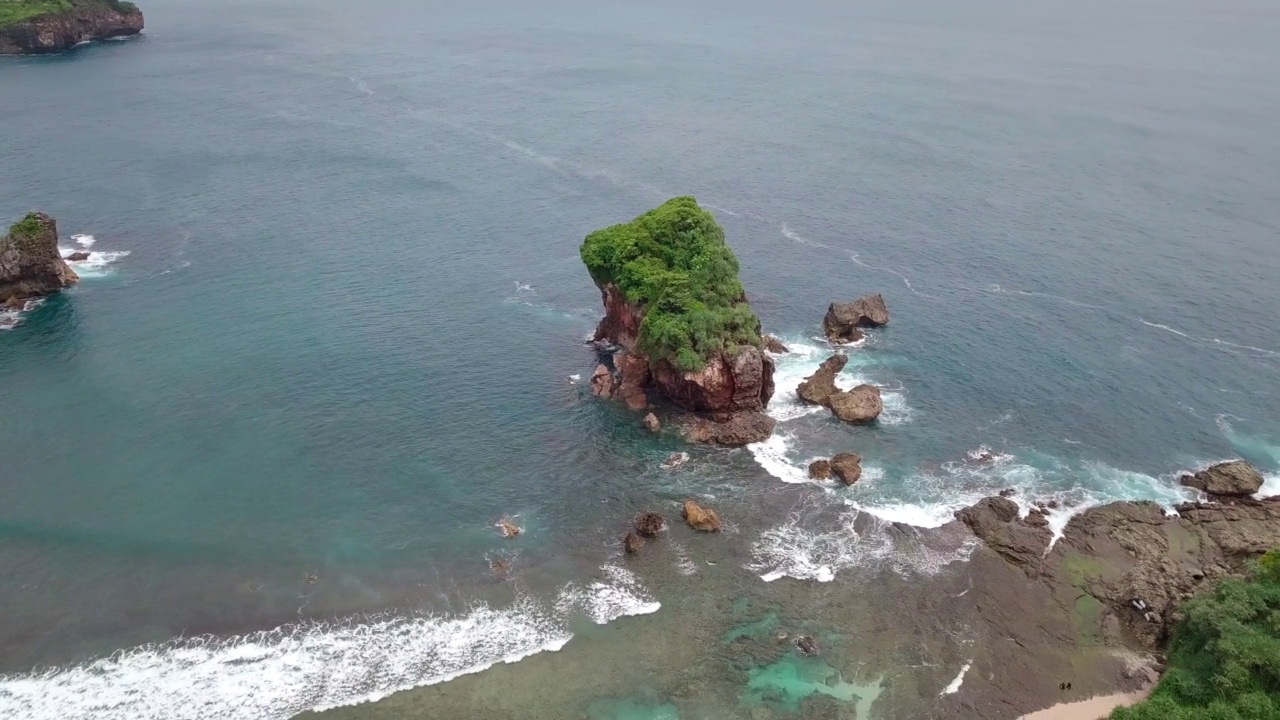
[750,508,977,583]
[0,298,45,331]
[61,241,130,279]
[761,337,909,424]
[0,566,657,720]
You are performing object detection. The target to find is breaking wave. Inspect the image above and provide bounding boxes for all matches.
[0,566,658,720]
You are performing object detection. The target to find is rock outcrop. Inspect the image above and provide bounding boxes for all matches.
[623,531,645,554]
[823,294,889,342]
[681,500,721,532]
[581,198,776,446]
[829,453,863,485]
[0,1,144,55]
[589,364,616,398]
[762,334,789,354]
[796,354,847,406]
[0,212,78,305]
[64,251,91,262]
[828,385,883,424]
[795,354,883,424]
[956,494,1280,652]
[643,413,661,432]
[681,411,775,446]
[808,459,831,480]
[1179,460,1264,497]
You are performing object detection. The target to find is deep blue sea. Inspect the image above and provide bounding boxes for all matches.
[1,0,1278,718]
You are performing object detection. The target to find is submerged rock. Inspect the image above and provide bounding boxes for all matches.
[828,385,883,424]
[830,452,863,485]
[635,512,666,538]
[796,354,848,406]
[495,517,522,538]
[1,212,78,305]
[795,635,820,656]
[682,500,721,532]
[0,0,144,55]
[643,412,661,432]
[623,531,645,555]
[823,294,888,342]
[661,451,689,470]
[1179,460,1263,497]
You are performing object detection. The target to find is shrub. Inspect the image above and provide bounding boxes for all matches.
[581,197,761,371]
[1111,550,1280,720]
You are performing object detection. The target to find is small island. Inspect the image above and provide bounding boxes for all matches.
[0,0,143,55]
[1,211,78,308]
[582,197,776,445]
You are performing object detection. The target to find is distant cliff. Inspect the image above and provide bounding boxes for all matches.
[0,0,143,55]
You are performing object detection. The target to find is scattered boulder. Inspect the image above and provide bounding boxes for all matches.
[589,364,616,398]
[64,251,91,262]
[1,212,79,306]
[635,512,666,538]
[495,517,522,538]
[623,531,645,554]
[643,413,661,432]
[796,354,848,406]
[808,459,832,480]
[762,334,789,354]
[830,453,863,485]
[682,500,721,532]
[823,294,888,342]
[828,385,883,424]
[1179,460,1264,497]
[682,412,775,447]
[795,636,820,656]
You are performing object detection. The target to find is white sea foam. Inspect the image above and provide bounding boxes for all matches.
[0,566,657,720]
[941,661,972,695]
[61,244,130,278]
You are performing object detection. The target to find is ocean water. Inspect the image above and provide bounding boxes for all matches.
[1,0,1278,717]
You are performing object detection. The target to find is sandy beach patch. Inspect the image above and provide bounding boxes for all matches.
[1018,691,1148,720]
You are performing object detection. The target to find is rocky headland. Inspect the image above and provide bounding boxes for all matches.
[0,0,143,55]
[581,197,776,445]
[1,211,78,308]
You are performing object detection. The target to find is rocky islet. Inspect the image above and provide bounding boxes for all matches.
[0,0,143,55]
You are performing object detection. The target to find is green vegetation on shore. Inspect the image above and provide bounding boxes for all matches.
[0,0,137,28]
[1112,550,1280,720]
[580,197,761,371]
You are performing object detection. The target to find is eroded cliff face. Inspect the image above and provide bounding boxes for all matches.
[0,2,144,55]
[0,212,78,304]
[593,282,775,415]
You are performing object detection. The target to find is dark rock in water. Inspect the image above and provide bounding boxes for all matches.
[623,531,645,554]
[643,412,661,432]
[762,334,789,354]
[682,411,775,447]
[635,512,666,538]
[1179,460,1263,497]
[828,385,883,424]
[1025,509,1050,527]
[808,459,832,480]
[589,364,616,398]
[0,0,145,55]
[999,488,1017,498]
[823,294,889,342]
[495,517,522,538]
[795,635,820,656]
[682,499,721,532]
[1,212,78,305]
[796,354,847,406]
[64,251,91,262]
[830,452,863,485]
[661,451,689,469]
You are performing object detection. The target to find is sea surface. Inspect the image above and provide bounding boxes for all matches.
[1,0,1278,718]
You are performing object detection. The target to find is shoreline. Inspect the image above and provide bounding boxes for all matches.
[1018,691,1149,720]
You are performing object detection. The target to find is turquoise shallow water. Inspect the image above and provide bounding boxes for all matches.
[1,0,1279,717]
